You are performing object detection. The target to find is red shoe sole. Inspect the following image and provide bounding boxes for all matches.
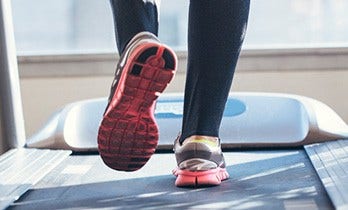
[98,43,177,171]
[173,167,229,187]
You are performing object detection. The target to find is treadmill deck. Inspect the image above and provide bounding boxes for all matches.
[9,149,333,210]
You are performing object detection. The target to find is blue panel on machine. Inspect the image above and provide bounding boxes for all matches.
[155,98,246,119]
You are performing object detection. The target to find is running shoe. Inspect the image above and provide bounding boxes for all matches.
[98,32,177,171]
[173,135,229,187]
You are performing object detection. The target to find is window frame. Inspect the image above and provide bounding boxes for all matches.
[18,46,348,78]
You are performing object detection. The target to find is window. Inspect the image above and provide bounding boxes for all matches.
[12,0,115,54]
[12,0,348,54]
[245,0,348,48]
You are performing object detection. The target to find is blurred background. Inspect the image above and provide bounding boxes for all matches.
[10,0,348,137]
[12,0,348,54]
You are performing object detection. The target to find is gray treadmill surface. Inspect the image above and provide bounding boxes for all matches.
[9,150,333,210]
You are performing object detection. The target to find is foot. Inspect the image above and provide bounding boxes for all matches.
[173,135,229,187]
[98,32,177,171]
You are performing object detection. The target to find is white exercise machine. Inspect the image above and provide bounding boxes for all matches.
[26,93,348,151]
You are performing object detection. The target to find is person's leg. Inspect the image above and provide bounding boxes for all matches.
[109,0,159,54]
[98,0,177,172]
[174,0,250,187]
[180,0,250,143]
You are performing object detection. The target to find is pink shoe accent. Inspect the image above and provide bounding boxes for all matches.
[173,167,229,187]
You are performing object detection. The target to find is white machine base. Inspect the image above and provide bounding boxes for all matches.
[26,92,348,151]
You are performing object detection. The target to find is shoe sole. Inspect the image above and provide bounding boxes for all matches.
[173,167,229,187]
[98,43,177,171]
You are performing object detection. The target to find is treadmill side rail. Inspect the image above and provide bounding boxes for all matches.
[0,148,71,209]
[305,139,348,210]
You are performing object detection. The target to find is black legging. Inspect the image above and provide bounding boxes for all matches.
[109,0,250,143]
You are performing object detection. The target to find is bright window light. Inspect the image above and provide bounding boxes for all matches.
[12,0,348,54]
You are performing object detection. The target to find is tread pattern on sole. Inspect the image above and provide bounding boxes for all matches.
[98,43,177,171]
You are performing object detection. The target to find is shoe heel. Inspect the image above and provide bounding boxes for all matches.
[173,167,229,187]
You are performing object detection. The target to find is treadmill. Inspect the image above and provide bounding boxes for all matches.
[1,1,348,209]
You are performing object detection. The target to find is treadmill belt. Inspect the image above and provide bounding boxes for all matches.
[9,149,333,210]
